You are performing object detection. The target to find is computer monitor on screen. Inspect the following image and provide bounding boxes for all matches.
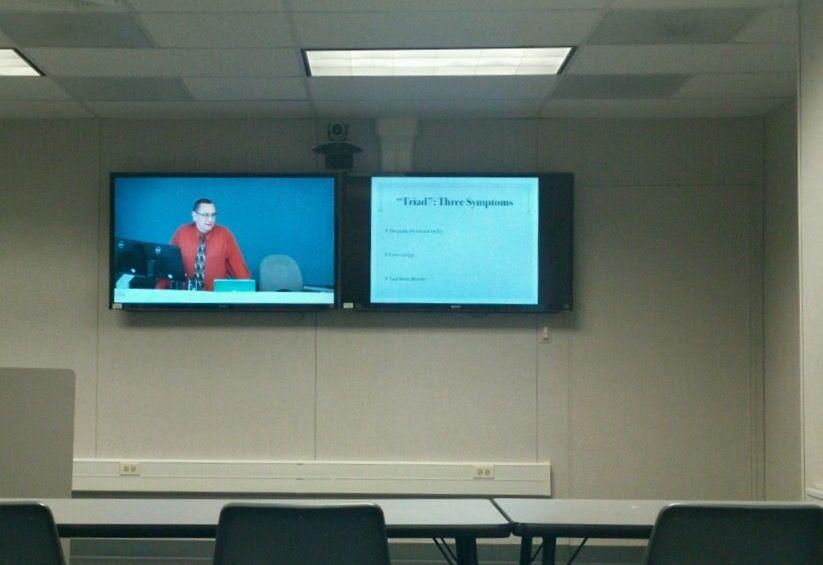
[113,238,146,276]
[141,242,186,283]
[113,239,186,288]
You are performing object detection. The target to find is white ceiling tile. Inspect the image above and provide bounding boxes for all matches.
[732,7,798,43]
[0,13,152,48]
[139,13,294,48]
[0,76,71,99]
[126,0,286,12]
[291,0,609,10]
[314,98,542,118]
[675,72,795,98]
[0,0,129,11]
[0,1,800,119]
[588,8,759,45]
[184,77,307,100]
[308,76,557,100]
[552,74,688,99]
[489,0,609,6]
[58,76,192,101]
[568,44,796,74]
[540,97,787,118]
[0,100,92,117]
[26,48,303,77]
[293,10,600,49]
[609,1,795,8]
[86,100,313,118]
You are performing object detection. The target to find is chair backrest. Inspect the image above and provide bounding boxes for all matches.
[213,503,391,565]
[0,503,66,565]
[258,255,303,292]
[643,503,823,565]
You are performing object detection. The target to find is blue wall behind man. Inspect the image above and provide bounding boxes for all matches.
[113,176,335,286]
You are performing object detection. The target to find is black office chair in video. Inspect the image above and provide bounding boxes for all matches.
[213,503,391,565]
[0,503,66,565]
[643,503,823,565]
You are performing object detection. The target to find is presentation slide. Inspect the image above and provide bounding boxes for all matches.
[370,176,539,304]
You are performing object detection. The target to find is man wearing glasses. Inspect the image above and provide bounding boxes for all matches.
[169,198,250,291]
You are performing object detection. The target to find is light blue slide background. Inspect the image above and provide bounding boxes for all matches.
[370,177,539,304]
[114,176,335,286]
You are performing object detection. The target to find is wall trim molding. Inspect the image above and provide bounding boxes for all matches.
[73,459,551,496]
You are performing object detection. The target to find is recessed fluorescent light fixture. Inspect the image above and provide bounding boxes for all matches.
[0,48,42,76]
[304,47,574,77]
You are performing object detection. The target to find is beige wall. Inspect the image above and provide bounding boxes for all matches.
[800,0,823,495]
[763,101,803,500]
[0,120,99,455]
[0,116,765,499]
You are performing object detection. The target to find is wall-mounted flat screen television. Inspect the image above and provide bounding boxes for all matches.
[110,174,337,310]
[341,173,573,312]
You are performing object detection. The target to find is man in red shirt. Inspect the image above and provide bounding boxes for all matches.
[170,198,250,291]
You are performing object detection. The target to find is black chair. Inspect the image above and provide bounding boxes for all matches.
[643,503,823,565]
[0,503,66,565]
[213,503,391,565]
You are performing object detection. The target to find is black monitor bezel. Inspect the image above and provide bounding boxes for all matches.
[109,172,340,312]
[340,172,574,313]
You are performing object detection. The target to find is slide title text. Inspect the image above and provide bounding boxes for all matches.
[396,196,514,209]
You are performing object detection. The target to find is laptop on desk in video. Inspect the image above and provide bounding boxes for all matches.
[213,279,256,292]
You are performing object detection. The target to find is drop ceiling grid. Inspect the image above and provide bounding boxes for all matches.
[537,1,611,120]
[569,43,796,74]
[84,99,315,119]
[0,99,92,118]
[0,0,800,118]
[125,0,288,12]
[279,0,612,11]
[539,96,788,118]
[538,2,796,121]
[0,75,68,100]
[674,72,796,99]
[312,98,545,119]
[0,12,153,48]
[0,0,129,12]
[136,13,296,48]
[183,76,307,101]
[608,0,796,8]
[290,10,602,49]
[587,7,760,45]
[281,0,317,116]
[730,6,798,44]
[25,47,305,78]
[307,76,560,101]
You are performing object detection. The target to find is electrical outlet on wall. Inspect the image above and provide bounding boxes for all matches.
[539,325,551,342]
[119,462,141,476]
[473,464,494,479]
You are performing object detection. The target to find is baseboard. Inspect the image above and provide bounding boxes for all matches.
[73,459,551,496]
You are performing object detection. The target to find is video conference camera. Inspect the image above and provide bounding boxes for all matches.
[313,122,362,171]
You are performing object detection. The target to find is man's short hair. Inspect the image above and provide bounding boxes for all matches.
[192,198,213,212]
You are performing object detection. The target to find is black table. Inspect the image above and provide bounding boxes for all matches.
[7,497,512,565]
[494,498,663,564]
[494,497,823,565]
